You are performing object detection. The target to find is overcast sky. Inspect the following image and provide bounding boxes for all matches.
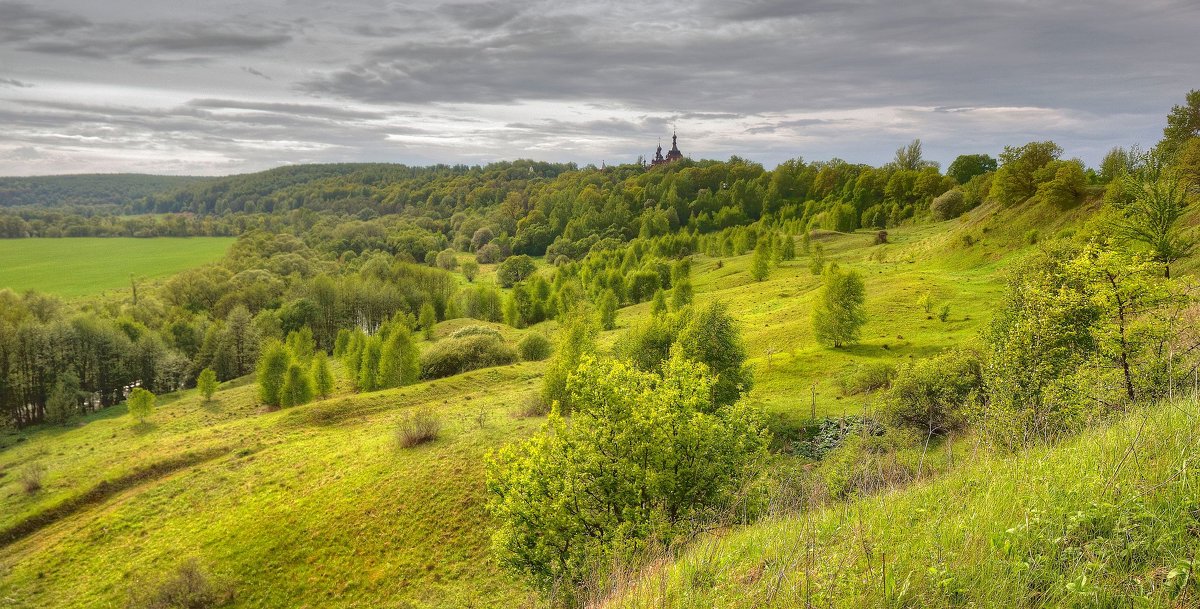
[0,0,1197,176]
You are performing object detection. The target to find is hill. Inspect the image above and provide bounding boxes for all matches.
[0,174,210,209]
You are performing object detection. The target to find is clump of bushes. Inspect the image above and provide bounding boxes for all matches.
[930,189,967,220]
[517,332,552,361]
[126,559,233,609]
[396,406,443,448]
[836,362,896,395]
[882,348,982,435]
[20,462,47,494]
[420,334,517,379]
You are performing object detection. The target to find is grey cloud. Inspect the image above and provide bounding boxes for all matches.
[0,77,34,88]
[0,2,90,42]
[242,66,272,80]
[438,1,524,30]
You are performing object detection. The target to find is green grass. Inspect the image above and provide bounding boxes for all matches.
[607,399,1200,608]
[0,237,234,298]
[0,199,1116,606]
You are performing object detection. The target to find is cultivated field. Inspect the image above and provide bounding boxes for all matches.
[0,237,234,298]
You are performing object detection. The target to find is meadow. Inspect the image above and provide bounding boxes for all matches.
[0,237,234,298]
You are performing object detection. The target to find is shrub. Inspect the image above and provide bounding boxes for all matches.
[517,332,552,361]
[874,230,888,245]
[434,248,458,270]
[279,363,313,408]
[20,462,46,494]
[794,416,885,460]
[126,558,233,609]
[883,348,982,434]
[837,362,896,396]
[448,325,503,340]
[396,406,443,448]
[475,242,502,264]
[930,189,966,220]
[819,430,920,499]
[461,260,479,282]
[420,334,517,379]
[516,394,550,418]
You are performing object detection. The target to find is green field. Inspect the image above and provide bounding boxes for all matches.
[0,238,235,298]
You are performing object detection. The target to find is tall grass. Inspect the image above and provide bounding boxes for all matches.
[606,398,1200,608]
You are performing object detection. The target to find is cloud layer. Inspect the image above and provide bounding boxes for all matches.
[0,0,1197,175]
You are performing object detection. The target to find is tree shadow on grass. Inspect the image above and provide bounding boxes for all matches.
[130,420,158,435]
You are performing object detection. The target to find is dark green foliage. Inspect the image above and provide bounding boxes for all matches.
[1162,89,1200,154]
[496,255,536,288]
[675,301,754,409]
[45,373,80,425]
[991,141,1063,206]
[794,416,885,460]
[517,333,552,361]
[946,154,997,184]
[420,334,517,380]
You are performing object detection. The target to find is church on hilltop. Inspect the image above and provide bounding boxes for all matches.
[649,131,684,167]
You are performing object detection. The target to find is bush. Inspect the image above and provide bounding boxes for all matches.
[448,325,504,340]
[496,254,536,287]
[420,334,517,379]
[819,430,920,499]
[396,406,443,448]
[874,230,888,245]
[794,416,884,460]
[516,393,550,418]
[883,348,982,434]
[126,559,233,609]
[836,362,896,396]
[20,462,46,494]
[930,189,966,220]
[475,242,503,264]
[517,332,552,361]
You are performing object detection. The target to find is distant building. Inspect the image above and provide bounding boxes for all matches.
[650,131,684,167]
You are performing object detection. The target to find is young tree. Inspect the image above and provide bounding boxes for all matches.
[496,255,536,288]
[45,372,80,425]
[311,351,334,398]
[285,327,315,361]
[358,336,383,392]
[379,326,420,388]
[542,307,598,411]
[280,363,313,408]
[1113,149,1196,277]
[256,340,291,407]
[809,242,826,275]
[670,280,694,310]
[461,260,480,282]
[991,141,1063,206]
[1162,89,1200,155]
[751,239,771,281]
[418,302,437,340]
[127,387,155,423]
[598,289,618,330]
[812,265,867,348]
[486,353,769,597]
[650,289,668,316]
[197,368,218,402]
[947,153,998,184]
[675,300,754,408]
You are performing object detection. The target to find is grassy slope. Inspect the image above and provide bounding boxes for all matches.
[0,237,235,298]
[0,199,1102,606]
[607,399,1200,608]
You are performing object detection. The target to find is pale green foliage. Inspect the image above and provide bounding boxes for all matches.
[379,326,420,388]
[930,189,966,220]
[809,242,826,275]
[280,363,313,408]
[1162,89,1200,154]
[461,260,479,282]
[751,239,771,281]
[812,265,867,348]
[542,308,598,411]
[285,327,315,361]
[197,368,218,402]
[127,387,155,423]
[917,291,934,314]
[418,302,437,340]
[486,353,769,596]
[517,332,552,361]
[310,353,333,398]
[670,280,693,310]
[357,336,383,392]
[598,289,618,330]
[675,301,754,409]
[256,340,291,406]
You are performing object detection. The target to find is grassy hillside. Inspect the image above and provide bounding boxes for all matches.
[0,237,235,298]
[0,198,1111,607]
[605,398,1200,608]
